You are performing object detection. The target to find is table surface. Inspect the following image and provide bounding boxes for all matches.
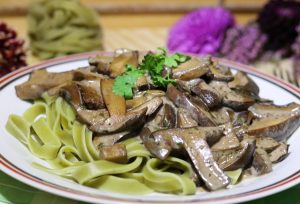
[1,7,299,204]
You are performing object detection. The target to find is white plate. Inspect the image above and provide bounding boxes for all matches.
[0,52,299,204]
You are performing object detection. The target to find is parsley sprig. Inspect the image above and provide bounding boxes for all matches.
[112,48,190,99]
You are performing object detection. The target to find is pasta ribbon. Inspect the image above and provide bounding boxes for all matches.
[6,96,196,195]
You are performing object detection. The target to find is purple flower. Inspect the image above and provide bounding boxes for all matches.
[167,7,235,55]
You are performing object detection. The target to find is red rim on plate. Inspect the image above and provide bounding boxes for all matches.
[0,51,299,204]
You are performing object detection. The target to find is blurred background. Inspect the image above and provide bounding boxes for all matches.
[0,0,299,85]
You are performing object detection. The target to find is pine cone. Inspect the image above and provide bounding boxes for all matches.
[0,22,27,77]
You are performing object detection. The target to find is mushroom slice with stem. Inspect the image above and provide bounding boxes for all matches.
[182,135,230,191]
[142,126,224,160]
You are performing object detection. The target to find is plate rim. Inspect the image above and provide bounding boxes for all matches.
[0,51,300,204]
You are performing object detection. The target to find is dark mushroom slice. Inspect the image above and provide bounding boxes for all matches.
[176,108,198,128]
[256,137,280,153]
[182,135,230,191]
[172,57,211,80]
[248,114,300,141]
[211,107,235,125]
[93,131,130,148]
[252,148,272,175]
[211,125,240,151]
[109,50,139,77]
[89,107,147,134]
[248,102,300,119]
[166,84,216,126]
[129,97,163,116]
[269,142,289,163]
[228,71,259,95]
[88,55,113,75]
[216,138,256,171]
[16,69,74,100]
[101,79,126,116]
[232,111,253,127]
[99,143,128,164]
[190,80,223,109]
[176,79,202,93]
[209,81,256,111]
[77,83,104,109]
[150,103,176,129]
[208,62,234,82]
[143,126,224,160]
[59,83,109,125]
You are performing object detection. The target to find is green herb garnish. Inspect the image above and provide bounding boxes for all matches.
[112,48,190,99]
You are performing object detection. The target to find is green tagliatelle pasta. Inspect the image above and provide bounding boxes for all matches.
[28,0,103,59]
[6,96,196,195]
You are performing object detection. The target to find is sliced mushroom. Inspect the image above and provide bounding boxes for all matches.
[190,80,223,109]
[88,55,113,75]
[89,108,147,134]
[182,135,230,191]
[110,50,139,77]
[228,71,259,95]
[59,83,109,125]
[211,124,240,151]
[269,142,289,163]
[209,81,256,111]
[166,84,216,126]
[249,102,300,119]
[256,137,280,153]
[176,108,198,128]
[101,79,126,116]
[248,114,300,141]
[59,83,83,111]
[252,148,272,175]
[129,97,163,116]
[176,79,203,93]
[232,111,253,127]
[93,131,130,147]
[143,126,224,160]
[99,143,128,164]
[77,83,104,109]
[16,69,74,100]
[172,57,211,80]
[216,138,256,171]
[151,103,176,129]
[208,62,234,82]
[211,107,235,125]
